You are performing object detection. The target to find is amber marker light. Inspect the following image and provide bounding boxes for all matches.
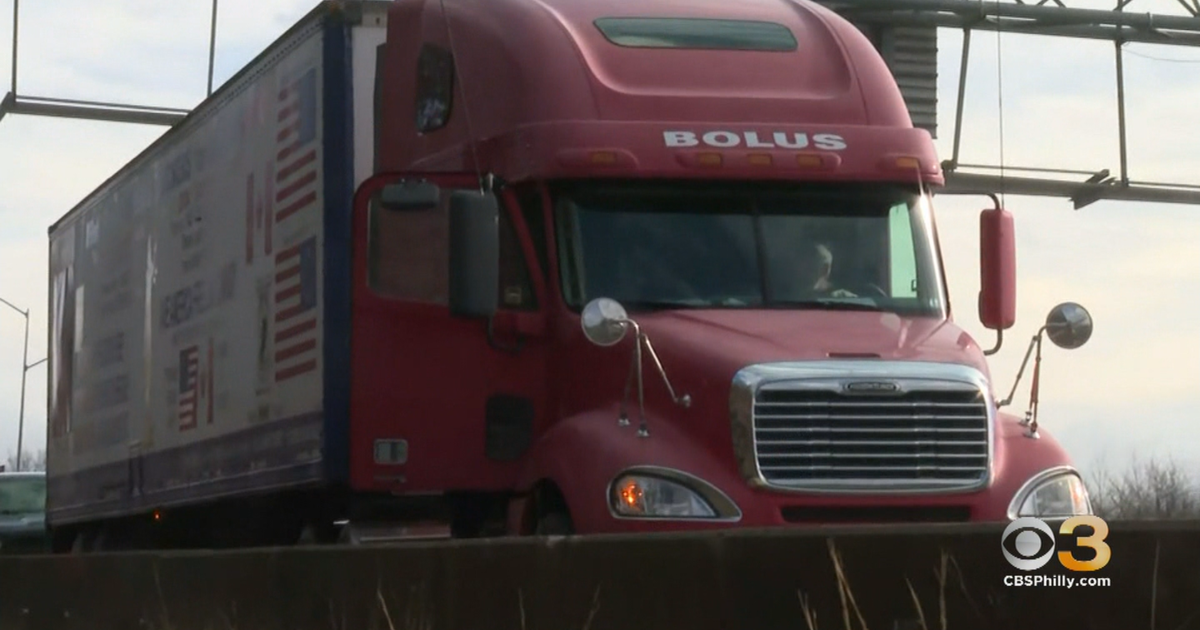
[617,478,646,514]
[590,150,618,165]
[795,153,823,167]
[748,153,773,166]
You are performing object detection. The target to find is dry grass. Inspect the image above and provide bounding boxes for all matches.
[100,539,1175,630]
[77,455,1200,630]
[795,541,995,630]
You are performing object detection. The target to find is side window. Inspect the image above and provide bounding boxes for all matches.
[514,184,550,285]
[368,192,450,304]
[554,197,586,307]
[415,44,454,133]
[498,207,538,311]
[367,186,542,311]
[888,203,919,298]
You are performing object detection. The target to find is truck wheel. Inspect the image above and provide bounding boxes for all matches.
[296,525,319,546]
[296,521,339,545]
[534,511,573,536]
[69,528,97,554]
[337,523,364,545]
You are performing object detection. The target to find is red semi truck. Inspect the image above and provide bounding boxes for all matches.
[44,0,1095,552]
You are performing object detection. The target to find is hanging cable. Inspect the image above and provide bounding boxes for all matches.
[995,1,1007,209]
[438,0,486,193]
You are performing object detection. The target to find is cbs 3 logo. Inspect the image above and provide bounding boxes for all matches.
[1001,516,1111,572]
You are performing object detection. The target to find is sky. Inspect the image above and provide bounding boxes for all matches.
[0,0,1197,482]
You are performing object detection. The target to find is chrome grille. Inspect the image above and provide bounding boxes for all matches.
[752,383,990,490]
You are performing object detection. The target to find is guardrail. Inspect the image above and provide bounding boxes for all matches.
[0,520,1194,630]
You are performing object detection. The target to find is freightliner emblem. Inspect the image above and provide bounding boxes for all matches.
[843,381,901,394]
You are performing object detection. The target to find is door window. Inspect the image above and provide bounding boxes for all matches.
[367,185,540,311]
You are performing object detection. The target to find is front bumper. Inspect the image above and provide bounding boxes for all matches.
[594,463,1091,533]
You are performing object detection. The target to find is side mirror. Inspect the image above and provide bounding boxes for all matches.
[581,297,630,346]
[379,180,440,211]
[979,206,1016,330]
[448,190,499,319]
[1044,302,1093,350]
[996,300,1094,429]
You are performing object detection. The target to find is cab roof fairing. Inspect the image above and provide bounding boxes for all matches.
[381,0,939,184]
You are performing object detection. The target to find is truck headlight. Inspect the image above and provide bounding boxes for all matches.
[607,467,741,520]
[1008,467,1092,519]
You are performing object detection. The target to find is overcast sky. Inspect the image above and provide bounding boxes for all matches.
[0,0,1197,481]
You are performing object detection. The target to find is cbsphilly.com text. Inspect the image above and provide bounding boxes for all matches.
[1004,574,1111,588]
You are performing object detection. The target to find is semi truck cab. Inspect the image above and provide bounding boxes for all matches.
[350,0,1096,535]
[41,0,1095,550]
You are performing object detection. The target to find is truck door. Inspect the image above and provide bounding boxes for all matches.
[350,172,550,495]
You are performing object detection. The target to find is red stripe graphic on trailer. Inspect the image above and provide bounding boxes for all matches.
[273,235,319,382]
[275,67,318,225]
[178,345,200,431]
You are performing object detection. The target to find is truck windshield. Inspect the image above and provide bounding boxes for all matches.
[0,476,46,515]
[553,180,946,317]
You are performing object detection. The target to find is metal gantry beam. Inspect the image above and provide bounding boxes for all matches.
[827,0,1200,46]
[207,0,220,97]
[828,0,1200,207]
[0,0,219,128]
[9,0,16,94]
[0,93,188,126]
[941,172,1200,209]
[5,0,1200,206]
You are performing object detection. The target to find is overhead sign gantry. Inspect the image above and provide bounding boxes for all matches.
[4,0,1200,207]
[0,0,213,126]
[820,0,1200,207]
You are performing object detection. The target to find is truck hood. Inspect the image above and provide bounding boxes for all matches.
[629,308,993,388]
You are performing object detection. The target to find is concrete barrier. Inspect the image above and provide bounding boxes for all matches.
[0,520,1197,630]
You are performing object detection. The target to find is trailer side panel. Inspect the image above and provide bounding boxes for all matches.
[45,9,365,526]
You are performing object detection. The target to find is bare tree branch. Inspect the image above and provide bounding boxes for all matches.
[3,448,46,472]
[1085,455,1200,519]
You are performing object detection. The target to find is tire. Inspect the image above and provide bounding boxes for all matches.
[534,511,574,536]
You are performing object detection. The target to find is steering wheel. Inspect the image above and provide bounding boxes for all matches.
[856,282,889,299]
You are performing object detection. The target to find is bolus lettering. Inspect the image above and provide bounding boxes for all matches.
[773,132,809,149]
[662,129,848,151]
[814,133,848,150]
[663,131,699,147]
[701,131,740,147]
